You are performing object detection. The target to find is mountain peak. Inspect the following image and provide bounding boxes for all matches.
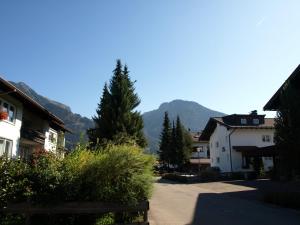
[143,99,225,153]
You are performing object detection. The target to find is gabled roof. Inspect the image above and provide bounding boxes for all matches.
[0,76,70,132]
[199,116,275,141]
[264,64,300,111]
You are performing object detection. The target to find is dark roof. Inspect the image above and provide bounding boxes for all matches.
[264,64,300,111]
[200,116,275,141]
[0,76,70,132]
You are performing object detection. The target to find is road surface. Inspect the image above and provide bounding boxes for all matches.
[149,179,300,225]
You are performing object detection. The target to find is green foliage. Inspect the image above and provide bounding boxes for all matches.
[95,213,115,225]
[0,144,154,225]
[158,113,192,170]
[158,112,171,166]
[64,144,154,205]
[88,60,147,148]
[274,82,300,179]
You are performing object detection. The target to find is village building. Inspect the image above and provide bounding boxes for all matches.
[264,64,300,111]
[189,131,211,170]
[200,111,276,173]
[0,77,70,159]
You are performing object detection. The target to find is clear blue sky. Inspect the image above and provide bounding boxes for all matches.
[1,1,299,118]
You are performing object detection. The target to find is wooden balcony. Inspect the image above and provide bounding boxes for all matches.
[20,127,46,145]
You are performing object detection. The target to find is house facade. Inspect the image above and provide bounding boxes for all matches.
[0,77,69,159]
[189,132,210,169]
[200,112,276,173]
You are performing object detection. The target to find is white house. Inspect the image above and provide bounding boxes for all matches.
[0,77,69,159]
[200,112,276,173]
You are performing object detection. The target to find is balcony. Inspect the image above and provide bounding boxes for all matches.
[20,127,46,145]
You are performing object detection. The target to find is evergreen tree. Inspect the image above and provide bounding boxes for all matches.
[175,116,192,170]
[182,128,193,165]
[170,121,177,166]
[88,83,112,146]
[274,82,300,179]
[158,112,171,167]
[175,116,184,168]
[88,59,147,148]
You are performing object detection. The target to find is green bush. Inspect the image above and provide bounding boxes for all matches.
[0,144,154,224]
[63,144,154,205]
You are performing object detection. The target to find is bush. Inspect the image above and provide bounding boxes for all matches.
[0,144,154,224]
[63,144,154,205]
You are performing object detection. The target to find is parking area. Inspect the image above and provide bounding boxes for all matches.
[149,179,300,225]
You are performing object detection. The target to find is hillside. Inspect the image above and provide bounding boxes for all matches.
[11,82,225,152]
[11,82,94,149]
[143,100,225,153]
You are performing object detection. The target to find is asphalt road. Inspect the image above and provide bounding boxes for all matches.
[149,179,300,225]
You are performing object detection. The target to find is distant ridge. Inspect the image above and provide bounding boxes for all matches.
[10,81,94,149]
[10,82,225,152]
[142,99,226,153]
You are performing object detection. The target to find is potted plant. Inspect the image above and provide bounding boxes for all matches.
[0,111,8,120]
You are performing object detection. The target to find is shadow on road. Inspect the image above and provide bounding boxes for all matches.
[188,180,300,225]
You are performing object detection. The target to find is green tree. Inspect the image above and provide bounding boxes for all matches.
[88,60,147,148]
[170,121,177,166]
[175,116,192,170]
[158,112,171,167]
[274,82,300,179]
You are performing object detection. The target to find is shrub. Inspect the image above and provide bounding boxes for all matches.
[0,144,154,224]
[63,144,154,205]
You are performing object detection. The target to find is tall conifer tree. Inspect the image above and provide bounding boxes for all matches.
[88,59,146,148]
[158,112,171,167]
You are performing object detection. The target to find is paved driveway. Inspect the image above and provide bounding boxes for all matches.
[149,179,300,225]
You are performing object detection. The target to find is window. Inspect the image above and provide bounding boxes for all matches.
[215,141,219,148]
[222,147,226,152]
[49,130,57,144]
[242,156,250,169]
[0,138,13,158]
[253,118,259,125]
[216,157,220,163]
[241,118,247,125]
[262,135,271,142]
[197,147,204,152]
[0,99,16,123]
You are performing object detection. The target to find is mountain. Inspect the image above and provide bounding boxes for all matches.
[10,82,225,152]
[11,82,94,149]
[142,100,226,153]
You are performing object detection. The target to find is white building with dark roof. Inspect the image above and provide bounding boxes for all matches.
[0,76,70,159]
[200,111,276,173]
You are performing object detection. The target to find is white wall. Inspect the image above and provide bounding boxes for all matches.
[209,124,232,172]
[209,124,275,173]
[0,96,23,157]
[44,126,58,152]
[231,129,275,172]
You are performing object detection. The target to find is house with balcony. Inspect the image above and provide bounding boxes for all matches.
[189,131,210,170]
[0,77,69,159]
[200,111,276,174]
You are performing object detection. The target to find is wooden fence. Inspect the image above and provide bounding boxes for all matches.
[0,201,149,225]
